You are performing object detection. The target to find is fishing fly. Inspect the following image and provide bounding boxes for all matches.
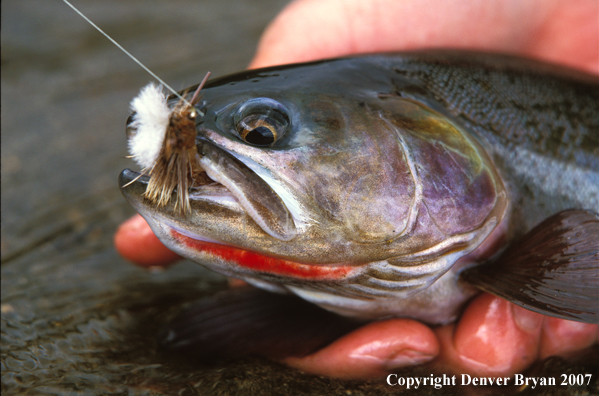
[62,0,210,213]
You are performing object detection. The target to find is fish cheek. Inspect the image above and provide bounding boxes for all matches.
[338,131,415,243]
[303,103,417,244]
[283,98,416,244]
[378,98,506,238]
[405,132,499,235]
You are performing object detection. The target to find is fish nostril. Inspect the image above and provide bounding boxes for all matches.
[196,102,208,117]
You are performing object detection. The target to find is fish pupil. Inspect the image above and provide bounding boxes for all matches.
[245,126,275,146]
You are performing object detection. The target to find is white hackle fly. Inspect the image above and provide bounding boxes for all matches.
[62,0,211,213]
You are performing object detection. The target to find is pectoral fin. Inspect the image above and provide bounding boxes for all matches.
[461,210,599,324]
[159,287,362,362]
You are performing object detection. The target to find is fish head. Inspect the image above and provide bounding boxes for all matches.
[120,57,508,320]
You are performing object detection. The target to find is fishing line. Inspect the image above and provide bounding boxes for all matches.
[61,0,189,106]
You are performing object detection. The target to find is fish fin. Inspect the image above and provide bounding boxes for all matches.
[159,287,362,363]
[461,209,599,324]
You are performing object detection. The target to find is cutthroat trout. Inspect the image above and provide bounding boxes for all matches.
[120,51,598,334]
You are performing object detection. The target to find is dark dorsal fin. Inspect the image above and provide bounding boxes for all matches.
[461,209,599,324]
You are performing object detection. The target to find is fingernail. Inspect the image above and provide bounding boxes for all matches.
[512,304,543,333]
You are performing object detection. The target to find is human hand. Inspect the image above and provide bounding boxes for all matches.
[248,0,599,378]
[115,0,598,380]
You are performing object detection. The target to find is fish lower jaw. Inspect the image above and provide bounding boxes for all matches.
[163,225,360,281]
[166,222,225,245]
[152,219,486,324]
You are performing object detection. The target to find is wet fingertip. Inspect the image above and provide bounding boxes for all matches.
[365,324,439,370]
[114,215,181,268]
[285,319,440,379]
[539,318,599,358]
[438,294,544,376]
[349,319,440,360]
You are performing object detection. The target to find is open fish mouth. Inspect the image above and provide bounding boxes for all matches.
[119,138,297,242]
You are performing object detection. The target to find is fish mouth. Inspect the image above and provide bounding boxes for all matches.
[119,138,297,242]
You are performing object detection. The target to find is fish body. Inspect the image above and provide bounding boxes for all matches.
[120,51,599,324]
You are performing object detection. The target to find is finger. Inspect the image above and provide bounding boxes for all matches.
[285,319,439,379]
[539,317,599,359]
[250,0,597,73]
[114,214,181,268]
[435,293,543,377]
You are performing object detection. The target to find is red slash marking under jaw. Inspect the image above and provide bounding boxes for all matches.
[172,230,358,280]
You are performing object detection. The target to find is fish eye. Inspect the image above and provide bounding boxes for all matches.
[237,115,279,146]
[234,98,290,147]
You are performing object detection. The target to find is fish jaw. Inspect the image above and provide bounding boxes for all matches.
[119,164,300,260]
[119,167,368,287]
